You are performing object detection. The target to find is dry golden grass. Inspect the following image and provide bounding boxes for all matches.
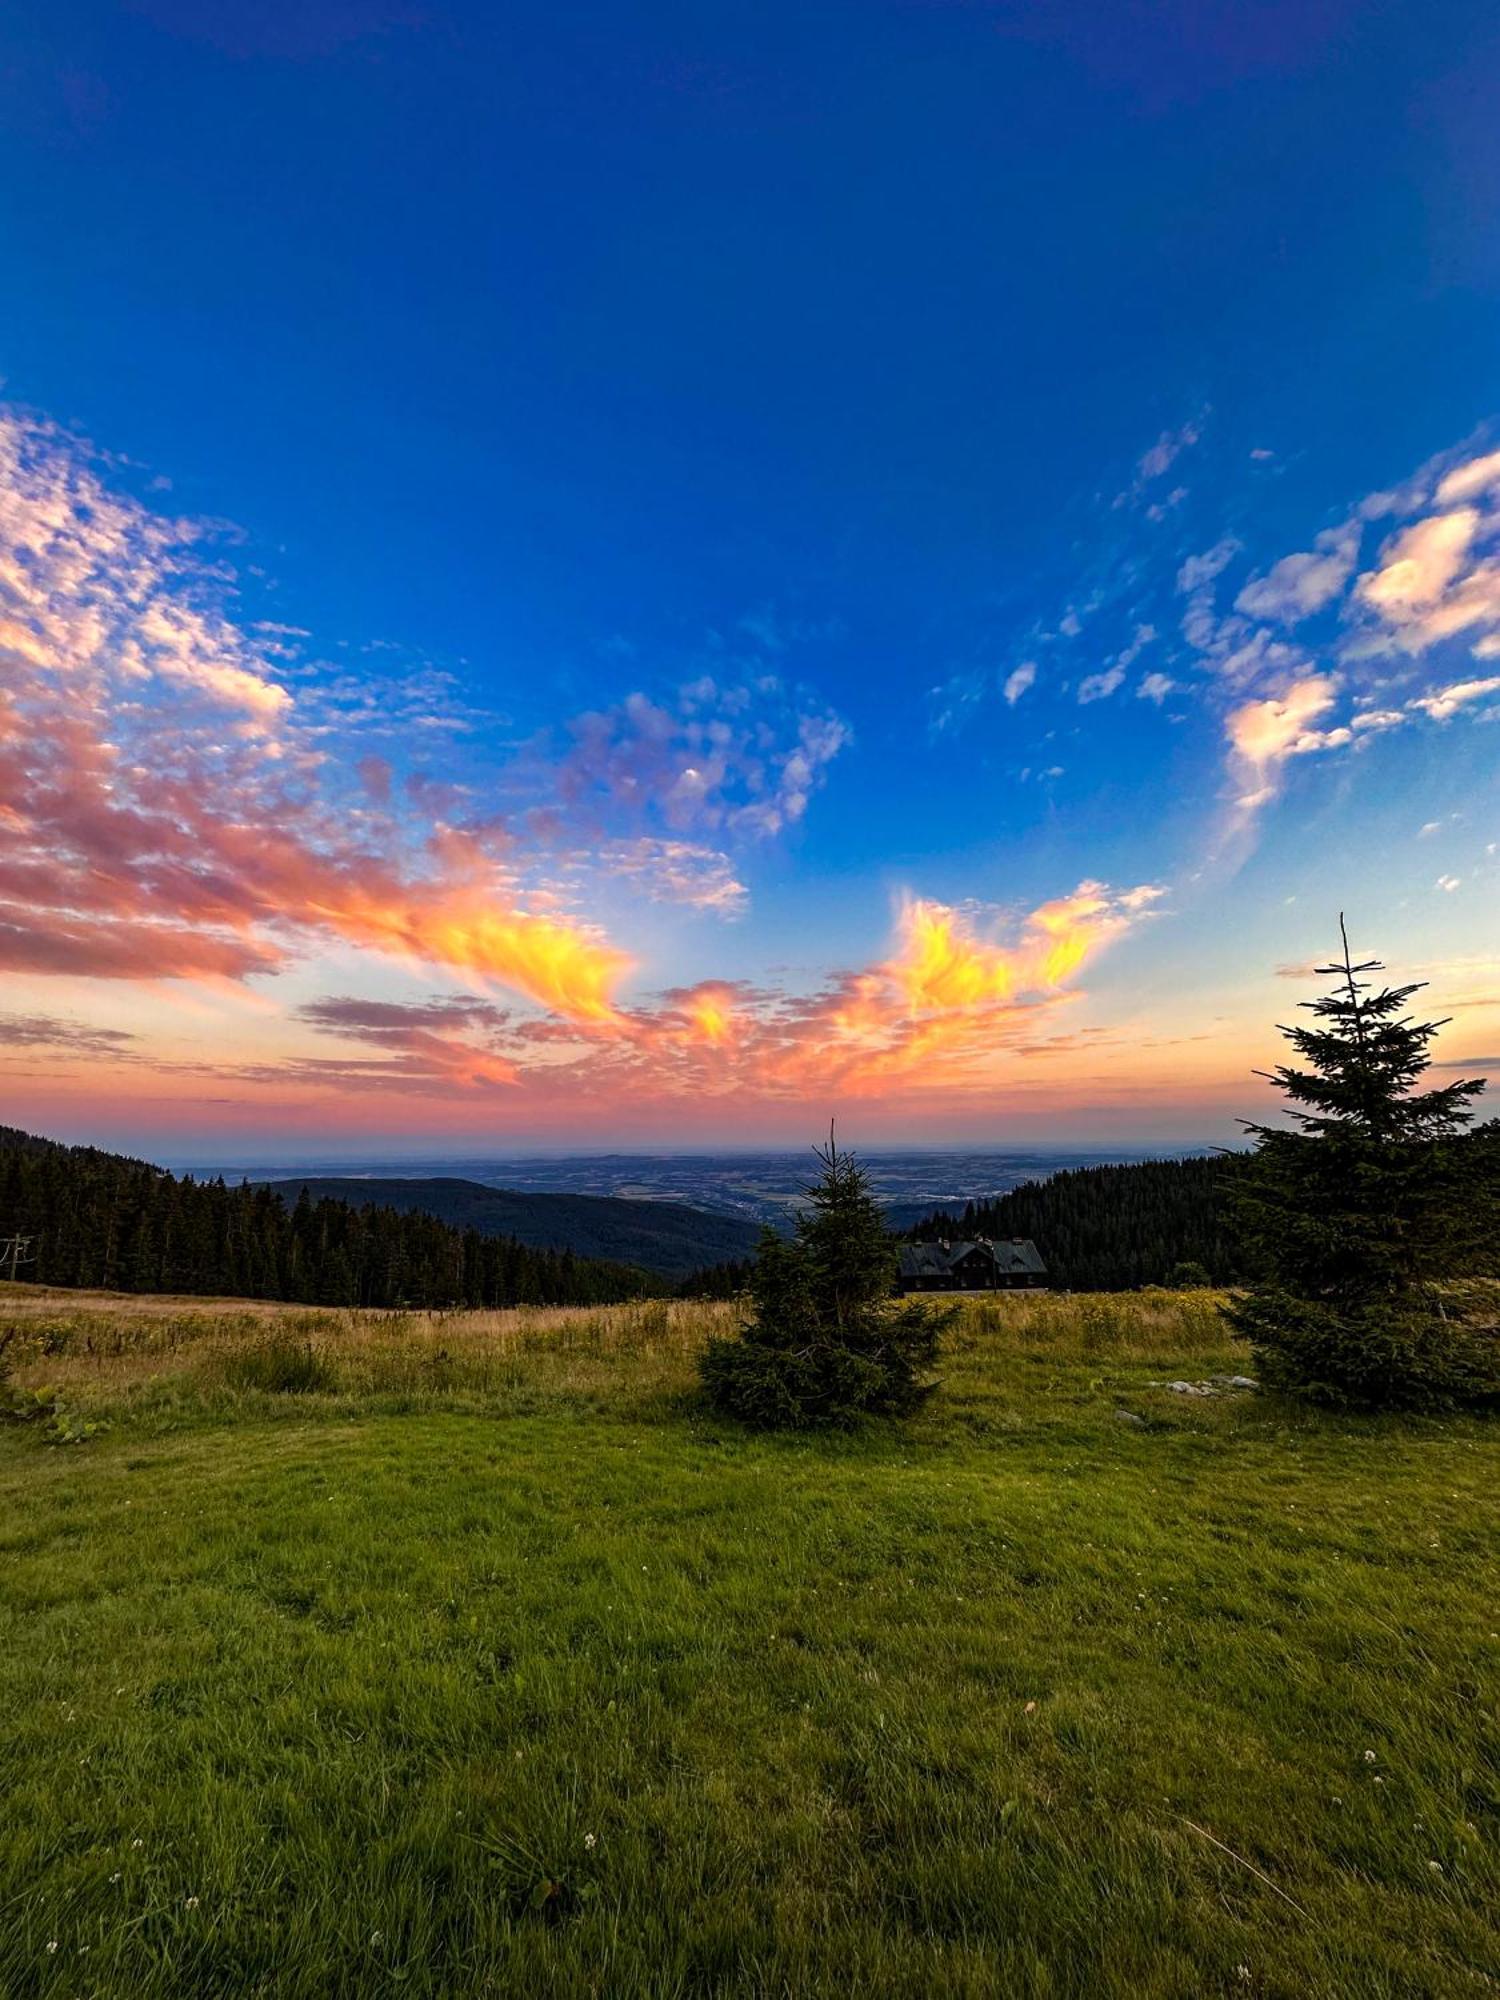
[3,1281,1237,1423]
[2,1286,734,1406]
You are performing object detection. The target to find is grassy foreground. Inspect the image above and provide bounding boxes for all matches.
[1,1285,1496,1998]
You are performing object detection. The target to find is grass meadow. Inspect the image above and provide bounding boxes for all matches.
[1,1281,1496,1998]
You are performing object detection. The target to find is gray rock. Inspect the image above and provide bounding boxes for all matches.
[1113,1409,1147,1427]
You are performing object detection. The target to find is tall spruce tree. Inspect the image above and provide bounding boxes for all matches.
[1228,920,1499,1408]
[699,1132,952,1427]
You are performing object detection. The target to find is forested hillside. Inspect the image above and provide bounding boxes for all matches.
[258,1177,761,1280]
[920,1134,1500,1293]
[0,1128,660,1308]
[910,1154,1247,1290]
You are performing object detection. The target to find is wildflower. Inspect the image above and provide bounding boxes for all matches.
[1363,1750,1377,1762]
[109,1872,121,1883]
[131,1838,143,1848]
[1024,1701,1037,1714]
[45,1941,59,1955]
[583,1832,597,1850]
[185,1895,200,1909]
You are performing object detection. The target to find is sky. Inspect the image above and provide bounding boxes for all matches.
[2,0,1499,1160]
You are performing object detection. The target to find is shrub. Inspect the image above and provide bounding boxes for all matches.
[700,1137,951,1428]
[1169,1260,1212,1288]
[1234,1289,1500,1412]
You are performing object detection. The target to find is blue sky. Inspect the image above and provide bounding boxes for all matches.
[2,0,1499,1152]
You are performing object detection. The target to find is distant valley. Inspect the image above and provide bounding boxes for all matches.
[218,1147,1180,1234]
[255,1177,762,1281]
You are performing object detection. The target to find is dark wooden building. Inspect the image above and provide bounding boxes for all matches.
[896,1237,1047,1293]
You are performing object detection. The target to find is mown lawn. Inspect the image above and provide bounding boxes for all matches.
[0,1290,1495,1998]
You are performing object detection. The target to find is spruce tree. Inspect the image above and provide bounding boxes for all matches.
[1228,920,1499,1408]
[700,1133,951,1427]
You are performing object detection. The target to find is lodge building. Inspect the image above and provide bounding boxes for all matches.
[895,1237,1048,1293]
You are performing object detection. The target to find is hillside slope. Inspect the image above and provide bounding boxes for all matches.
[257,1177,762,1280]
[0,1127,661,1308]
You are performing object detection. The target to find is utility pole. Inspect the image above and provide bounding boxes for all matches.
[0,1233,37,1282]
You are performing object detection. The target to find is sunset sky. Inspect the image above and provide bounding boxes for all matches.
[3,0,1499,1159]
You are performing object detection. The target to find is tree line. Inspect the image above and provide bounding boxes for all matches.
[0,1128,662,1309]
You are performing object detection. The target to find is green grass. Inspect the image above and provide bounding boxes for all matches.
[1,1290,1496,1997]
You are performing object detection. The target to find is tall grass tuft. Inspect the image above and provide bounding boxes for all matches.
[224,1338,339,1395]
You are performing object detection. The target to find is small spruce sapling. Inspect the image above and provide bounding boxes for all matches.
[700,1132,953,1427]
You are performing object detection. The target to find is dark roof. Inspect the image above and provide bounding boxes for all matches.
[896,1237,1046,1279]
[898,1241,954,1280]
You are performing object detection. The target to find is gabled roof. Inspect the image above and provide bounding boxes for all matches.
[897,1241,954,1279]
[897,1237,1046,1278]
[989,1238,1047,1275]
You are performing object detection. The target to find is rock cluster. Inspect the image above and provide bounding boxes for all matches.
[1152,1375,1258,1396]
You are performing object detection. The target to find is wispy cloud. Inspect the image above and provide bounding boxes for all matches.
[1224,677,1345,810]
[932,419,1207,735]
[1157,431,1500,820]
[548,677,848,841]
[1234,520,1360,623]
[1003,660,1037,705]
[0,1012,138,1055]
[587,838,749,917]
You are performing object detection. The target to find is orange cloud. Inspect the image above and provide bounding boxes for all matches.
[0,410,630,1020]
[892,900,1016,1010]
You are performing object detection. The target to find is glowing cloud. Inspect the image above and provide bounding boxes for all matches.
[1225,676,1346,809]
[892,900,1017,1011]
[1357,509,1480,618]
[1409,674,1500,721]
[0,408,631,1017]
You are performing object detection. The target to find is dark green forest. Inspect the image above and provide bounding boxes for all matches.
[909,1154,1247,1290]
[909,1140,1498,1292]
[0,1128,661,1309]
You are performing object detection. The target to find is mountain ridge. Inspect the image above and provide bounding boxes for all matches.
[253,1176,762,1280]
